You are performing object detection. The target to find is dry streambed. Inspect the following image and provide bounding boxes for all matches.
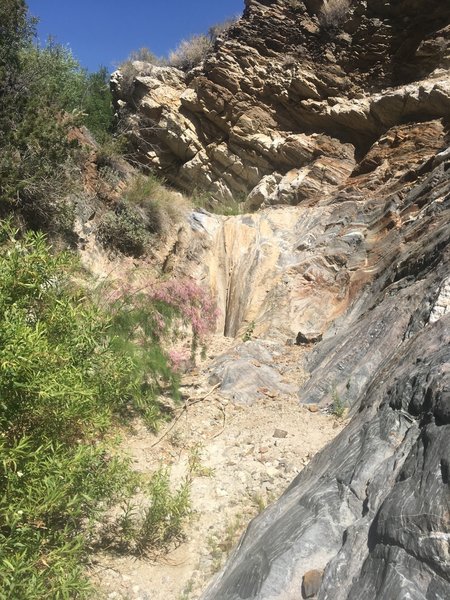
[89,337,346,600]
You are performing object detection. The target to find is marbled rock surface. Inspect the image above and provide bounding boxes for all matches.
[151,120,450,348]
[201,156,450,600]
[111,1,450,598]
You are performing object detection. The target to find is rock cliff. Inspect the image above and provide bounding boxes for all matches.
[112,0,450,207]
[112,1,450,598]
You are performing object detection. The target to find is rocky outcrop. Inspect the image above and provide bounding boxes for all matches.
[152,119,449,346]
[128,110,449,598]
[112,0,450,205]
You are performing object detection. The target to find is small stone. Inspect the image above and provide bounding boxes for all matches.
[296,331,323,345]
[259,446,269,453]
[266,466,278,478]
[307,404,319,413]
[237,471,247,483]
[302,569,323,598]
[273,428,288,438]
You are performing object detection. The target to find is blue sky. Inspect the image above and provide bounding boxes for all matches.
[27,1,245,72]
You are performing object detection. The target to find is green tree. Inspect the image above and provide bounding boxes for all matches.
[0,1,115,233]
[83,66,115,140]
[0,0,35,90]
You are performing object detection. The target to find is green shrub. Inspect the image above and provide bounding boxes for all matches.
[98,202,150,257]
[1,38,83,218]
[82,66,115,141]
[98,174,186,256]
[18,42,114,142]
[0,222,184,596]
[331,388,346,418]
[0,0,35,92]
[136,468,191,555]
[0,3,115,235]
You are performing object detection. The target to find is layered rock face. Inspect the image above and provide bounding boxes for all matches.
[112,0,450,207]
[112,1,450,598]
[152,119,449,347]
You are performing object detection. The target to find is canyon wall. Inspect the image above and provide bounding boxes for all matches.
[112,1,450,598]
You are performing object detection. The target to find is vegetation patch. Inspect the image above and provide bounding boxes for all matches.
[98,202,150,257]
[97,174,187,257]
[0,222,218,596]
[331,388,347,418]
[319,0,351,29]
[0,2,116,237]
[119,17,238,77]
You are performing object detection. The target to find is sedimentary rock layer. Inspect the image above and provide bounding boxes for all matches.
[112,0,450,207]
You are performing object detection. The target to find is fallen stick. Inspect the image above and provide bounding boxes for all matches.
[150,383,221,447]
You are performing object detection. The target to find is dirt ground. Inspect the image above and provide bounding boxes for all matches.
[88,335,346,600]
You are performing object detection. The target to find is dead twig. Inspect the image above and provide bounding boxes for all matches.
[210,400,227,439]
[149,383,221,447]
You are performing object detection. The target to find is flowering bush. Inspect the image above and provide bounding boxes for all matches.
[168,348,191,372]
[149,278,219,340]
[104,276,219,377]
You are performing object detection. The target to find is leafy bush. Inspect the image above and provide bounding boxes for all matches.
[319,0,351,29]
[135,468,191,554]
[0,0,35,91]
[97,174,186,256]
[0,2,115,234]
[0,222,187,597]
[82,66,115,141]
[98,202,150,257]
[18,40,114,142]
[1,40,76,212]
